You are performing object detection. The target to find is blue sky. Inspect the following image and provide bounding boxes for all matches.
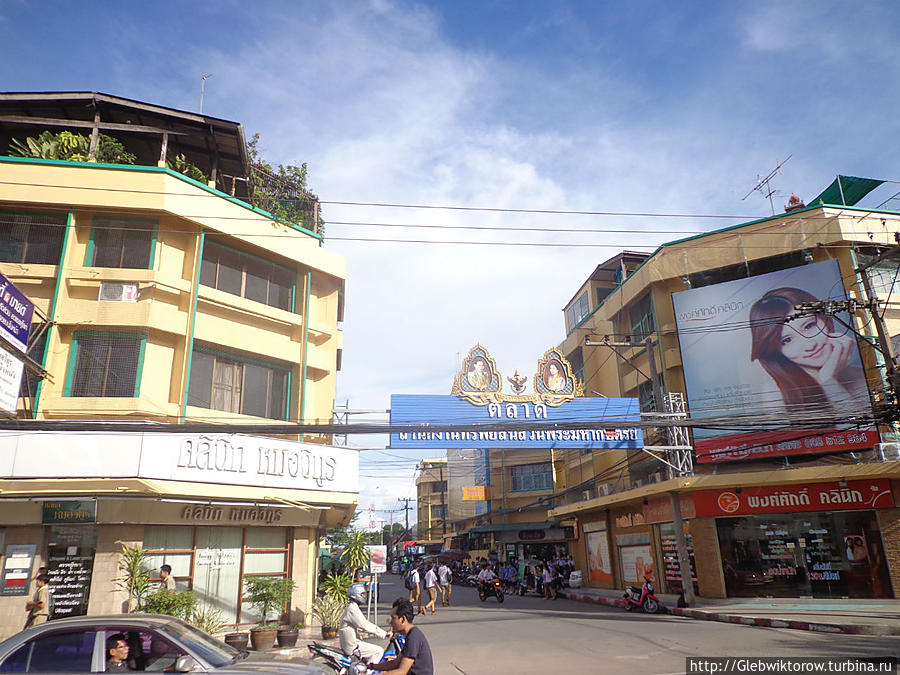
[3,0,899,525]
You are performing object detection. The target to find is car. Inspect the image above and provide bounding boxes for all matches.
[0,614,327,674]
[390,561,401,575]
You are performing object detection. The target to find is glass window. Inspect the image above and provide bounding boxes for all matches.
[25,631,96,672]
[0,211,66,264]
[0,643,30,673]
[91,219,154,269]
[566,292,590,332]
[68,333,143,397]
[431,481,447,493]
[510,462,553,492]
[193,528,242,625]
[244,529,285,550]
[188,347,289,420]
[19,326,49,400]
[243,552,287,575]
[200,241,295,312]
[430,504,447,519]
[629,293,655,342]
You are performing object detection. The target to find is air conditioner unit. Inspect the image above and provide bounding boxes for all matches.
[598,483,612,497]
[582,490,592,501]
[649,471,662,483]
[98,282,138,302]
[876,443,900,462]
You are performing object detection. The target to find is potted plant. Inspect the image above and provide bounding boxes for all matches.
[244,577,295,651]
[312,595,346,640]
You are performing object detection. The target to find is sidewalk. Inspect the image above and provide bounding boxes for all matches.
[560,586,900,636]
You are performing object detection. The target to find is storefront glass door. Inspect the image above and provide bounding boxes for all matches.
[716,511,892,598]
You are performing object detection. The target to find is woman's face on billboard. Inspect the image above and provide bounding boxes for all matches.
[779,315,830,368]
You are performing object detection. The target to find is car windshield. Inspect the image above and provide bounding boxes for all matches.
[160,621,242,668]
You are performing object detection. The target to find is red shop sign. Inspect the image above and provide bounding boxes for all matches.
[694,479,894,517]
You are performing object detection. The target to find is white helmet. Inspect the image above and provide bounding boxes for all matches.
[348,582,368,605]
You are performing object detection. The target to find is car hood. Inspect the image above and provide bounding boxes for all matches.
[221,651,327,675]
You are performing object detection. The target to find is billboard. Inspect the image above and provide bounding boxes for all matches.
[0,272,33,353]
[673,260,876,463]
[389,394,642,450]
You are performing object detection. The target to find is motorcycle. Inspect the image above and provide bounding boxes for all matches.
[308,634,405,674]
[623,577,661,614]
[477,577,505,603]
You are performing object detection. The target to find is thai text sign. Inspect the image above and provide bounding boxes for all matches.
[463,486,489,501]
[693,479,894,517]
[389,394,642,449]
[0,349,24,413]
[42,501,97,524]
[0,272,33,353]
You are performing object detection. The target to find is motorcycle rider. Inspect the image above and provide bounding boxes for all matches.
[476,562,497,596]
[339,582,390,665]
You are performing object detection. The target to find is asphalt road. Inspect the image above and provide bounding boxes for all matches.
[371,575,900,675]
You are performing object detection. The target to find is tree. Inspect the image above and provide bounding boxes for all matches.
[246,133,322,235]
[115,544,153,612]
[338,529,375,580]
[10,130,136,164]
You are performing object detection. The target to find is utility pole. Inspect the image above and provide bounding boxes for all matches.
[398,497,413,536]
[440,465,447,538]
[584,334,695,606]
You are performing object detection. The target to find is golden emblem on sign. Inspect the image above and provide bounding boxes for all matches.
[452,345,582,407]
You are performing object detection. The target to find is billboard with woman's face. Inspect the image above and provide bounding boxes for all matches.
[672,259,877,463]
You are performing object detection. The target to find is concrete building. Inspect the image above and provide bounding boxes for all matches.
[550,178,900,600]
[0,92,354,637]
[415,459,448,552]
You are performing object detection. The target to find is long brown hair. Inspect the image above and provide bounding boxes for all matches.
[749,287,834,410]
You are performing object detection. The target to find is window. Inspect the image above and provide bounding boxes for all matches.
[188,348,288,420]
[687,250,808,290]
[66,332,144,397]
[510,462,553,492]
[430,504,447,519]
[88,218,155,269]
[565,292,590,332]
[144,526,289,625]
[0,211,66,264]
[200,241,295,311]
[20,630,95,672]
[629,293,655,342]
[431,481,447,493]
[19,325,49,399]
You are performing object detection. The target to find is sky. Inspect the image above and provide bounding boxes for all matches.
[3,0,900,529]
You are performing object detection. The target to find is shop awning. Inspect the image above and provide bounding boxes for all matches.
[467,521,560,534]
[809,175,885,207]
[0,477,358,527]
[549,461,900,518]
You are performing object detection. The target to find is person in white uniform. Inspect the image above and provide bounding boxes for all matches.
[339,582,390,665]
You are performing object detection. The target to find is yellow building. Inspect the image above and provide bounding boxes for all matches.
[551,181,900,599]
[415,459,447,550]
[0,92,355,637]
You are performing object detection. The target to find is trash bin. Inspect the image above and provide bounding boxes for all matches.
[568,570,582,589]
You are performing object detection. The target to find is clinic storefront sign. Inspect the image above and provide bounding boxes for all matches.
[693,479,894,517]
[0,272,33,354]
[672,260,876,463]
[390,346,642,450]
[0,431,359,494]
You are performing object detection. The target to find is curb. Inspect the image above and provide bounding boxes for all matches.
[559,591,897,636]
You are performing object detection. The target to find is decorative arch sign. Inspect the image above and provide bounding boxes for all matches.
[389,345,643,450]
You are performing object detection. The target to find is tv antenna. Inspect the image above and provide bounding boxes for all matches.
[742,155,792,215]
[199,74,213,113]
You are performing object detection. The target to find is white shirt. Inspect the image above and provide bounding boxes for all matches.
[424,569,437,588]
[477,568,496,582]
[409,569,420,586]
[542,568,552,583]
[437,565,452,585]
[339,601,387,655]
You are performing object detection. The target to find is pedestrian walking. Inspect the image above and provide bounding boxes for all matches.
[423,563,438,615]
[159,564,176,591]
[437,562,452,606]
[24,573,50,629]
[542,563,557,600]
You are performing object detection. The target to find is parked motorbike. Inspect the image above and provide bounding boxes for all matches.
[309,634,405,674]
[478,577,505,603]
[622,577,661,614]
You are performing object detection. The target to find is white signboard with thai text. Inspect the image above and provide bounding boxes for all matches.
[0,350,23,413]
[0,431,359,494]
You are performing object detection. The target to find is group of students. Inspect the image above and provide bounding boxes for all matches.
[404,561,452,616]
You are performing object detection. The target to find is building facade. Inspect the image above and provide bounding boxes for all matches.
[415,459,447,551]
[0,92,353,638]
[551,183,900,600]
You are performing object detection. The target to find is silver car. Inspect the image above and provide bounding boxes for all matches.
[0,614,326,674]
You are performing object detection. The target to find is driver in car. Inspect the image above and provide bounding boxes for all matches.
[106,634,131,672]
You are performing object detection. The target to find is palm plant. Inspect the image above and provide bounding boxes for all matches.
[339,530,372,580]
[321,571,352,601]
[115,544,154,612]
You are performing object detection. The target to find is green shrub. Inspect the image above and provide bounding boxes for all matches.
[143,589,197,621]
[244,577,294,627]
